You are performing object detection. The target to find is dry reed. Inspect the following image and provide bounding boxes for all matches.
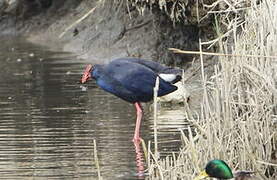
[153,77,160,159]
[147,0,277,179]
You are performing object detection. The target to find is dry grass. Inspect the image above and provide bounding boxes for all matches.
[124,0,251,25]
[147,0,277,179]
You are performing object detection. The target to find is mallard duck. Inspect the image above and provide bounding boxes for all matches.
[194,159,258,180]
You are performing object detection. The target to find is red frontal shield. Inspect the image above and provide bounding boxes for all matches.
[81,64,93,83]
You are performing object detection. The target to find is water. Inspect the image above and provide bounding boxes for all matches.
[0,37,188,179]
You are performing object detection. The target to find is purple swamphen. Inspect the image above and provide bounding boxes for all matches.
[81,58,182,142]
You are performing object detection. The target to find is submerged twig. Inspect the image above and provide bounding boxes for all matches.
[93,139,102,180]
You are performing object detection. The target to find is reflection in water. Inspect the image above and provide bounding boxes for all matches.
[134,142,145,179]
[0,37,187,179]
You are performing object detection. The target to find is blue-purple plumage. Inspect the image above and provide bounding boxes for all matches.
[90,58,182,103]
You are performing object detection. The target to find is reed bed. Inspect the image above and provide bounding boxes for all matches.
[147,0,277,179]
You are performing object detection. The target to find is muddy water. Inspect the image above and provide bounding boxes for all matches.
[0,37,187,179]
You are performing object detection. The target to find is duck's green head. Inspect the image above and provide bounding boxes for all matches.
[194,159,234,179]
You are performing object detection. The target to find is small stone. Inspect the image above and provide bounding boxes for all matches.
[80,85,87,91]
[17,58,22,62]
[29,53,34,57]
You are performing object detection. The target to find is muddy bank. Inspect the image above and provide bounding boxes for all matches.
[0,0,219,109]
[0,0,215,66]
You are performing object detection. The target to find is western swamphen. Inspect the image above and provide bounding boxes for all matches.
[81,58,182,142]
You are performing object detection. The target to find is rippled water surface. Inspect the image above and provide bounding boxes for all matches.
[0,37,187,179]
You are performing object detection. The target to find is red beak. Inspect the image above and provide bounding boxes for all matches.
[81,64,93,83]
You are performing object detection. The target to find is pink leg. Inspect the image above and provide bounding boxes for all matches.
[133,102,143,142]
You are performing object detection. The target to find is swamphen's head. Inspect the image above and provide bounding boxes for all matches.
[81,64,93,83]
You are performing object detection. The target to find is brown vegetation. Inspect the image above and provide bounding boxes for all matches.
[147,0,277,179]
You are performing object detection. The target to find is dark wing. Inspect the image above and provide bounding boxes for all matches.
[111,58,183,74]
[104,60,177,102]
[95,70,139,103]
